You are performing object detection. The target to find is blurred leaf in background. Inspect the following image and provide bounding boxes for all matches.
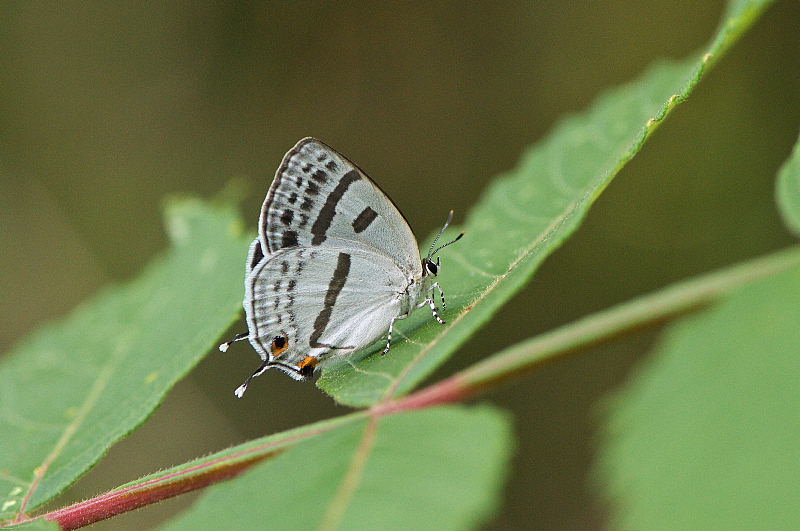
[776,134,800,236]
[1,1,799,529]
[0,200,250,521]
[597,263,800,529]
[594,134,800,529]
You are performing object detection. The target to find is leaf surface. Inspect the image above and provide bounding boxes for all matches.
[317,0,776,406]
[162,405,512,531]
[0,199,252,522]
[1,520,58,531]
[597,264,800,529]
[776,133,800,235]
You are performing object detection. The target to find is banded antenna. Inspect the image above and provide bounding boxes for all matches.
[427,210,464,259]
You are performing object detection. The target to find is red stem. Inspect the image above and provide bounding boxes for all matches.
[22,378,471,531]
[45,452,278,530]
[370,374,473,416]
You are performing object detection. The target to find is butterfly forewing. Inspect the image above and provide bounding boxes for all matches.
[244,239,408,367]
[259,138,421,274]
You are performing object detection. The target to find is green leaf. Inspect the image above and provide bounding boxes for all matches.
[410,246,800,403]
[596,264,800,529]
[0,520,58,531]
[0,198,252,522]
[776,133,800,235]
[317,0,777,407]
[43,413,365,530]
[162,405,513,531]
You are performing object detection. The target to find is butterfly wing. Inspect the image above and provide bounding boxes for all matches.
[245,239,408,368]
[258,138,421,276]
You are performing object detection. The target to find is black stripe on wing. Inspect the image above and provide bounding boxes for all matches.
[352,206,378,233]
[258,138,417,255]
[310,170,360,246]
[309,252,351,349]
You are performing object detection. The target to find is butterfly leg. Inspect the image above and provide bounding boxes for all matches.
[219,332,249,352]
[421,283,447,324]
[430,282,447,311]
[383,313,409,355]
[417,294,446,325]
[429,297,446,325]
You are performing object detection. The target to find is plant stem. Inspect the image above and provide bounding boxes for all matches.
[49,453,272,531]
[31,413,364,530]
[377,245,800,412]
[30,245,800,530]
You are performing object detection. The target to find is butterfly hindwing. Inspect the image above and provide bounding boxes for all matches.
[259,138,421,274]
[244,239,408,366]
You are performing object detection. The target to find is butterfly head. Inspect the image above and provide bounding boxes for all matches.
[423,210,464,278]
[423,256,440,277]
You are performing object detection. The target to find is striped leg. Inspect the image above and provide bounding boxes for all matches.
[428,297,446,324]
[418,292,446,325]
[430,282,447,311]
[383,313,409,355]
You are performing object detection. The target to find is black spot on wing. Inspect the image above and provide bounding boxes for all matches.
[352,206,378,233]
[311,170,361,246]
[306,181,320,196]
[312,169,328,183]
[301,197,315,212]
[288,192,298,205]
[281,230,299,248]
[299,363,316,378]
[280,209,294,226]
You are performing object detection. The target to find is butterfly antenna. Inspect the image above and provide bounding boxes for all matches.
[427,210,455,259]
[428,210,464,257]
[431,232,464,257]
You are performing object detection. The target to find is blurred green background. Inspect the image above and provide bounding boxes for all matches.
[2,1,798,529]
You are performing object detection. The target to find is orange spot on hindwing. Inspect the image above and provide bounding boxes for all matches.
[297,356,319,379]
[270,333,290,358]
[298,356,319,369]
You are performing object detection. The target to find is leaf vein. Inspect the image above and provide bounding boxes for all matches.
[317,416,379,530]
[381,196,583,401]
[15,356,119,519]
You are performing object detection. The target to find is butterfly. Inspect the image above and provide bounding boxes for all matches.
[219,138,463,397]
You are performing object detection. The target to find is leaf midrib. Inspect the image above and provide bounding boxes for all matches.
[381,194,586,402]
[15,354,119,520]
[317,416,379,530]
